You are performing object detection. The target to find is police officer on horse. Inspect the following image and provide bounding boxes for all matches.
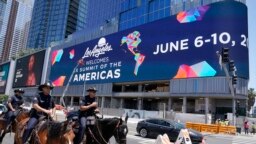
[6,89,25,129]
[22,82,55,143]
[74,87,98,144]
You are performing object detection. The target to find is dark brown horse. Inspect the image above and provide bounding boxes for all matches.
[0,109,29,142]
[15,119,75,144]
[82,116,129,144]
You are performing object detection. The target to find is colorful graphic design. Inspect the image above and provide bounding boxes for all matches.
[177,5,209,23]
[52,76,66,86]
[52,49,64,65]
[69,49,75,59]
[121,31,145,75]
[174,61,216,78]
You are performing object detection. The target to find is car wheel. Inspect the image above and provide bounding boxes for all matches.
[140,128,148,138]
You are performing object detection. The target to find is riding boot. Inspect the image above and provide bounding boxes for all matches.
[22,117,38,143]
[22,128,32,143]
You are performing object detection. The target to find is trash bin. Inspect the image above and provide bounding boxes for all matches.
[236,127,241,134]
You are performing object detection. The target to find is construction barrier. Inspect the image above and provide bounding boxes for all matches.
[186,122,236,135]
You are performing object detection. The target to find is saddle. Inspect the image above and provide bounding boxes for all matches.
[17,115,51,139]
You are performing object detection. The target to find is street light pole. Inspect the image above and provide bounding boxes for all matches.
[60,56,86,108]
[222,63,236,126]
[217,49,236,126]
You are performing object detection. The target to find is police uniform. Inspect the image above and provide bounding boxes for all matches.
[74,87,97,144]
[22,82,54,143]
[6,91,24,126]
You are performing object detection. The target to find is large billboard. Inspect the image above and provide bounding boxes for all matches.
[50,1,248,86]
[0,63,10,93]
[13,50,46,88]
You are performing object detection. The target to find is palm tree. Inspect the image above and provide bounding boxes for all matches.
[248,88,256,113]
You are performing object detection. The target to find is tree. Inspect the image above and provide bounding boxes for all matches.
[11,48,40,60]
[0,94,8,104]
[248,88,256,112]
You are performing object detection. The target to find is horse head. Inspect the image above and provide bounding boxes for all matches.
[60,120,75,144]
[113,115,129,144]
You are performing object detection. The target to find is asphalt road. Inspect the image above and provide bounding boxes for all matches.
[2,114,256,144]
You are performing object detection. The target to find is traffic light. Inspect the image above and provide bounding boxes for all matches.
[221,48,229,63]
[232,75,238,85]
[236,100,240,117]
[229,60,235,72]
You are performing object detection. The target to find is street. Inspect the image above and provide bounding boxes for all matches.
[2,115,256,144]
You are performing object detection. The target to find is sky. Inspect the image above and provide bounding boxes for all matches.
[247,0,256,89]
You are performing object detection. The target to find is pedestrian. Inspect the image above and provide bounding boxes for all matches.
[252,122,256,135]
[244,121,249,135]
[224,119,229,126]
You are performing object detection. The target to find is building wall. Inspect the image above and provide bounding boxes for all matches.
[0,0,6,33]
[0,0,12,62]
[85,0,122,31]
[9,0,34,59]
[27,0,88,49]
[0,0,18,62]
[119,0,246,31]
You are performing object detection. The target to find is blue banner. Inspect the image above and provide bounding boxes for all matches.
[50,1,248,86]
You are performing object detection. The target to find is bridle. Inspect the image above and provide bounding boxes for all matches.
[88,119,123,144]
[60,123,74,144]
[114,123,128,143]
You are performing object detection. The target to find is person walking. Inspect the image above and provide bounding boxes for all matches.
[244,121,249,135]
[252,122,256,135]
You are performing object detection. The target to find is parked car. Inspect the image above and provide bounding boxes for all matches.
[0,104,7,114]
[136,118,204,144]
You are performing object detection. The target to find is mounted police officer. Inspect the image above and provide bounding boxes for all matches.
[6,89,24,128]
[22,82,55,143]
[74,87,98,144]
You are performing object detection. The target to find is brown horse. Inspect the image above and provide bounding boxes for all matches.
[0,109,29,142]
[15,119,75,144]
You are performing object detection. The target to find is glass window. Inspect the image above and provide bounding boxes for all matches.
[154,11,159,20]
[159,120,172,127]
[164,8,170,17]
[154,0,159,11]
[113,84,122,92]
[124,84,139,92]
[149,13,153,22]
[159,9,164,18]
[146,119,159,125]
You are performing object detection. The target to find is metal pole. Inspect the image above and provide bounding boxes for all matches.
[60,63,80,108]
[82,76,87,97]
[61,56,86,108]
[222,63,236,126]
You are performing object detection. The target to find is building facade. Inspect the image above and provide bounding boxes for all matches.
[15,0,248,123]
[0,0,18,63]
[26,0,88,49]
[9,0,34,60]
[0,0,7,33]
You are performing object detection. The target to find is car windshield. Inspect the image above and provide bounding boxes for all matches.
[174,122,185,129]
[167,120,185,129]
